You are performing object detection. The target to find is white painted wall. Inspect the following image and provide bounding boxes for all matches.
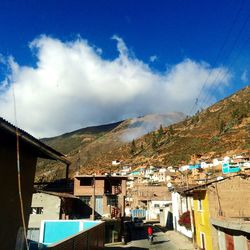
[172,192,192,238]
[147,200,172,220]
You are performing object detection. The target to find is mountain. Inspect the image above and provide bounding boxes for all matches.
[36,86,249,181]
[122,86,250,167]
[36,112,185,181]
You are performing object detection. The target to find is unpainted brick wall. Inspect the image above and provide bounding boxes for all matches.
[208,176,250,218]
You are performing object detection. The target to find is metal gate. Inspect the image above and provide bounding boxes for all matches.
[95,196,103,216]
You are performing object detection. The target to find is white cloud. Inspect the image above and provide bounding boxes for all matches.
[241,69,248,83]
[0,35,231,137]
[149,55,158,62]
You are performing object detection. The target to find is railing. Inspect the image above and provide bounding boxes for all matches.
[105,186,122,195]
[44,222,105,250]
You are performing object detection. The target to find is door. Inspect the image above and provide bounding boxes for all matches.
[225,233,234,250]
[95,196,103,216]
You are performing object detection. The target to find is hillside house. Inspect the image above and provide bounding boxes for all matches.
[0,117,70,250]
[74,175,127,219]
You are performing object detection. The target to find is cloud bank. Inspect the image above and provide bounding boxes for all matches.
[0,35,231,137]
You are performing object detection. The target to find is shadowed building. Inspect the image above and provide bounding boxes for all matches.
[74,175,127,219]
[0,117,70,250]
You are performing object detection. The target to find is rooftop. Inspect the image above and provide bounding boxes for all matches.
[0,117,70,164]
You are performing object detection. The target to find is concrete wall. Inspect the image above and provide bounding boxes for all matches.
[147,200,171,220]
[28,193,61,228]
[0,137,37,250]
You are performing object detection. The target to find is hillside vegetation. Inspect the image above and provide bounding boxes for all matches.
[36,86,250,181]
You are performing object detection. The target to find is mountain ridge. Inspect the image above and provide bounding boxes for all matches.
[36,86,250,181]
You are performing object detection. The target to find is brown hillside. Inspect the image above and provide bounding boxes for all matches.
[36,86,249,181]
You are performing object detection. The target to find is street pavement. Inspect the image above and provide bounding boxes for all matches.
[105,225,193,250]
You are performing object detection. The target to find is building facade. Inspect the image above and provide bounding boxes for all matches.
[0,117,70,250]
[74,175,127,219]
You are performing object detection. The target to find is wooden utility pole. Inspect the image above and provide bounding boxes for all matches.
[92,175,96,220]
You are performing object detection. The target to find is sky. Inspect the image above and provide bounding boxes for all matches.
[0,0,249,137]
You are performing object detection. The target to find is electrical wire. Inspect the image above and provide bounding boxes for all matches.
[200,11,250,108]
[188,0,245,115]
[11,83,30,250]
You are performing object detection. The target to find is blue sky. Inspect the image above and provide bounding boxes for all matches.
[0,0,249,136]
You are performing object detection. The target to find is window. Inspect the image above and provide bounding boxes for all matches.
[107,196,118,206]
[198,198,203,211]
[80,196,91,205]
[200,232,206,250]
[31,207,43,214]
[154,204,160,208]
[80,177,93,186]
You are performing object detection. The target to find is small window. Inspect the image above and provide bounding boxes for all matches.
[154,204,160,208]
[200,232,206,249]
[80,196,91,205]
[198,198,203,211]
[80,178,93,186]
[107,196,118,206]
[31,207,43,214]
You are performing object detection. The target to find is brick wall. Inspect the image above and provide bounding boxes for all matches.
[74,178,104,196]
[208,175,250,219]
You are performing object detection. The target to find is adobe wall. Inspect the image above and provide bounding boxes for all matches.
[208,175,250,250]
[208,175,250,218]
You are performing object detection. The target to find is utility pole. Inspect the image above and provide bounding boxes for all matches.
[92,174,96,220]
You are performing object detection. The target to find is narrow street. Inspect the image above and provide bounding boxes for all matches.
[105,225,193,250]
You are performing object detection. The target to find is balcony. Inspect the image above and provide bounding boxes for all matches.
[104,185,122,195]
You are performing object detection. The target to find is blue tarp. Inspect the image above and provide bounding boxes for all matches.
[188,164,201,170]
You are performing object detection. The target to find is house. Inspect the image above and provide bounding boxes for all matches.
[171,190,194,239]
[183,173,250,250]
[112,160,121,166]
[131,183,171,210]
[27,191,87,242]
[74,175,127,219]
[119,166,131,176]
[147,199,172,221]
[0,117,70,250]
[207,174,250,250]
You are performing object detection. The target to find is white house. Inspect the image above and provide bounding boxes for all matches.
[179,165,189,172]
[172,191,193,239]
[112,160,121,166]
[147,200,172,220]
[200,161,213,169]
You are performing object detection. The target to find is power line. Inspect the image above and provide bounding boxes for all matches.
[200,8,250,108]
[188,0,245,115]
